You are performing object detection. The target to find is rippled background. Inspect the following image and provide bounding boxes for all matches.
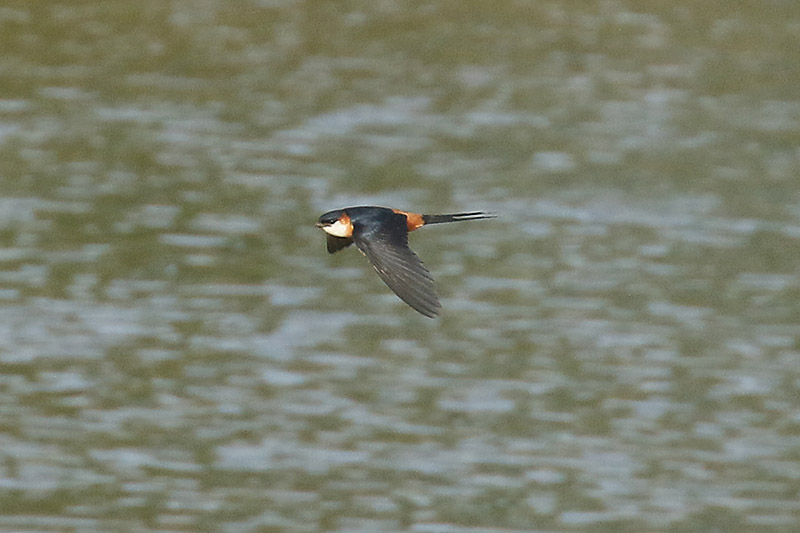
[2,2,800,531]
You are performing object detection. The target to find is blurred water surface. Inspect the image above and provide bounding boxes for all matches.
[1,1,800,531]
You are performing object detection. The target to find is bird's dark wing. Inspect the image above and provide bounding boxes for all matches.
[353,214,441,318]
[327,234,353,254]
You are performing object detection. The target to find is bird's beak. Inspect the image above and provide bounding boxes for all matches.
[315,222,326,228]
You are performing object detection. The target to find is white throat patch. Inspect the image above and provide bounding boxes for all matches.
[322,219,352,238]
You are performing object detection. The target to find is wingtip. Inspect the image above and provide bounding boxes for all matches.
[392,281,442,318]
[413,298,442,318]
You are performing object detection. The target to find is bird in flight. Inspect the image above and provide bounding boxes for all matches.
[316,206,494,317]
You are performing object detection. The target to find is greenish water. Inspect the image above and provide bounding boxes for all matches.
[1,2,799,531]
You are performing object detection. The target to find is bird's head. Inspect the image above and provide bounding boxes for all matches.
[316,209,353,237]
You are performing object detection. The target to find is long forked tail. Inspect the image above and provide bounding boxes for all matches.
[422,211,496,225]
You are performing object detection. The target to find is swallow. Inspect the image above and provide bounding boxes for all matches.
[316,206,495,318]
